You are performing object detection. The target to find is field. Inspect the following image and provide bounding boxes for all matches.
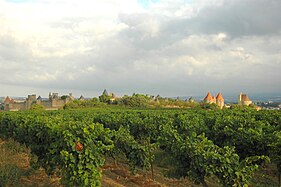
[0,108,280,186]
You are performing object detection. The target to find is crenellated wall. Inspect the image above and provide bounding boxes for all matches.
[3,93,73,111]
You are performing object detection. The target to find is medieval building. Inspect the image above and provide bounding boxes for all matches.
[238,93,252,106]
[203,92,224,109]
[3,93,74,111]
[79,95,85,101]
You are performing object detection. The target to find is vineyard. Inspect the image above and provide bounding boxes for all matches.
[0,108,281,186]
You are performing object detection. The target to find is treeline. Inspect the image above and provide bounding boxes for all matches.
[64,92,199,109]
[0,108,280,186]
[64,90,258,110]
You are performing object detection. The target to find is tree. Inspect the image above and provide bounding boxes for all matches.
[102,89,108,96]
[119,94,150,108]
[199,102,219,110]
[99,90,112,103]
[61,95,68,100]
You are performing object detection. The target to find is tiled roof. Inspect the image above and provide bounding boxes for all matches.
[4,96,11,103]
[204,92,212,101]
[216,92,224,100]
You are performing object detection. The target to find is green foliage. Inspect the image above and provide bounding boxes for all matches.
[30,104,44,110]
[64,99,106,109]
[159,126,268,186]
[65,92,200,109]
[271,131,281,169]
[0,112,113,186]
[270,131,281,186]
[102,89,108,96]
[120,94,150,108]
[99,89,112,103]
[230,104,256,110]
[111,126,150,174]
[0,108,280,186]
[199,102,219,110]
[150,97,198,108]
[0,164,20,186]
[1,138,29,154]
[230,104,244,109]
[0,139,25,186]
[99,94,112,103]
[92,97,99,103]
[61,95,68,100]
[58,121,113,186]
[249,103,256,108]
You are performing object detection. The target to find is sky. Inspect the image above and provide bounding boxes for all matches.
[0,0,280,98]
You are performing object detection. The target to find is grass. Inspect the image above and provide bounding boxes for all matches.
[0,138,60,187]
[251,163,279,187]
[0,138,27,186]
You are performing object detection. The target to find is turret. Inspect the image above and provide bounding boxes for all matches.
[216,92,224,109]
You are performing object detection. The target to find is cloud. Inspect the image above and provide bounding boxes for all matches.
[0,0,280,97]
[189,0,281,37]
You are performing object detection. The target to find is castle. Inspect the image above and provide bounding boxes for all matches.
[202,92,253,108]
[203,92,224,109]
[0,91,254,111]
[238,93,252,106]
[3,93,74,111]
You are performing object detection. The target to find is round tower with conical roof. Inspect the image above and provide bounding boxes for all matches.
[216,92,224,109]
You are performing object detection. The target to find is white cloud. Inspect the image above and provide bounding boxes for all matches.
[28,73,57,81]
[0,0,280,97]
[215,32,227,42]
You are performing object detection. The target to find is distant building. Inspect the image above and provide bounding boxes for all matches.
[150,95,160,103]
[203,92,224,109]
[238,93,252,106]
[204,92,216,104]
[4,96,14,104]
[109,92,118,103]
[79,95,85,101]
[3,93,74,111]
[188,97,194,103]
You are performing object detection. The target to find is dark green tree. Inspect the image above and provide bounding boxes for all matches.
[119,94,149,108]
[99,89,111,103]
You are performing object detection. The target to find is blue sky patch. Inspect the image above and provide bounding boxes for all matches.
[138,0,160,8]
[6,0,35,3]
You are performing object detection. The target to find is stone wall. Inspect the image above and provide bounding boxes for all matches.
[51,99,66,108]
[40,101,52,108]
[3,93,73,111]
[5,102,26,111]
[216,100,224,109]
